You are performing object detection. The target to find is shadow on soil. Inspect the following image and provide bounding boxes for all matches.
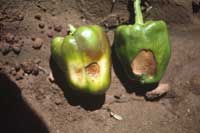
[0,72,49,133]
[127,0,135,24]
[127,0,147,24]
[111,45,164,101]
[50,57,105,111]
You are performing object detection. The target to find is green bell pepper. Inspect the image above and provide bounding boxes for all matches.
[113,0,171,84]
[51,25,111,94]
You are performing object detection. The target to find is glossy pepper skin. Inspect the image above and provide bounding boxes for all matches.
[113,0,171,84]
[51,25,111,94]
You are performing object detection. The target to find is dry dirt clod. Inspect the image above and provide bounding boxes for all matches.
[10,67,16,76]
[18,14,24,21]
[21,61,33,74]
[14,62,21,72]
[31,37,36,41]
[33,58,41,64]
[32,65,39,76]
[15,71,24,80]
[1,43,11,55]
[55,98,62,105]
[51,11,56,16]
[54,25,62,32]
[34,14,41,20]
[12,45,21,55]
[32,38,43,49]
[47,31,54,38]
[190,75,200,95]
[39,23,45,29]
[5,33,15,43]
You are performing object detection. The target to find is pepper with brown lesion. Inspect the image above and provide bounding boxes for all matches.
[113,0,171,98]
[51,25,111,94]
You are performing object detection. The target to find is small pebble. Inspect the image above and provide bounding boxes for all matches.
[114,94,122,99]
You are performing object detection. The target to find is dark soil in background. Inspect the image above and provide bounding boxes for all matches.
[0,0,200,133]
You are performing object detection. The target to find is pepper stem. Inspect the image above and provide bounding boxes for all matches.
[68,24,76,34]
[134,0,144,24]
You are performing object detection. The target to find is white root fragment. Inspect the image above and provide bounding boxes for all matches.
[110,112,123,121]
[146,6,152,12]
[48,72,55,83]
[37,65,48,74]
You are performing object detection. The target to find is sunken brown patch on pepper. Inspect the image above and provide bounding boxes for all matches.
[85,62,100,76]
[131,50,156,76]
[86,50,102,60]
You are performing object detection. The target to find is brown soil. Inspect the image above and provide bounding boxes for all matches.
[0,0,200,133]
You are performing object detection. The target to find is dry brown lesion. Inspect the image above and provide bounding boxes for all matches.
[85,62,100,77]
[131,50,156,76]
[75,68,83,74]
[86,50,102,59]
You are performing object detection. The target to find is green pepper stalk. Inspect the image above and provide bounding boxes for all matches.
[51,25,111,94]
[113,0,171,84]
